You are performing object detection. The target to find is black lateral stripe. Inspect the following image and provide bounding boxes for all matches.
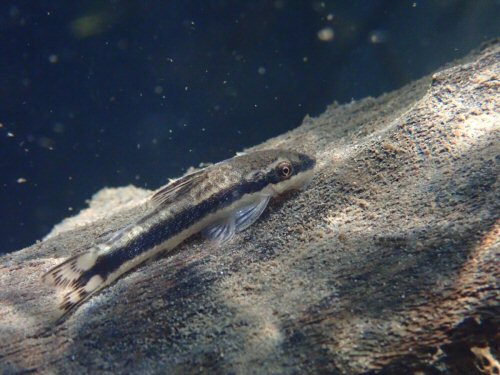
[76,175,270,283]
[297,153,315,173]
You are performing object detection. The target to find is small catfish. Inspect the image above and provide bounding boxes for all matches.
[43,149,316,319]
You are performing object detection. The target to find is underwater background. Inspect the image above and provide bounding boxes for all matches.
[1,1,499,254]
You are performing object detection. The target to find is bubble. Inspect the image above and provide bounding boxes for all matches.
[312,1,326,12]
[52,122,65,134]
[37,137,55,150]
[10,6,20,18]
[48,54,59,63]
[368,30,389,44]
[258,66,266,75]
[117,39,128,50]
[70,14,107,39]
[274,0,285,10]
[317,27,334,42]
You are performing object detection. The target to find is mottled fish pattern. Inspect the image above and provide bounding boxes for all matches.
[43,149,315,320]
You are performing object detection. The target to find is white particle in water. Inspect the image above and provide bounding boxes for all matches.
[52,122,65,134]
[317,27,334,42]
[368,30,389,44]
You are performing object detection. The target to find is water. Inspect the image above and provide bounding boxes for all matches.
[1,1,499,254]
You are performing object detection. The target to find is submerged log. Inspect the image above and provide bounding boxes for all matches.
[1,41,498,374]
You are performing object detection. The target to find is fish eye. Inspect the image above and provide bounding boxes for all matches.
[277,161,293,179]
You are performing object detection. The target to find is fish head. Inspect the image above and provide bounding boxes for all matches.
[234,149,316,196]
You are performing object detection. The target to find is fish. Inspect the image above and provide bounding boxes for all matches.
[42,149,316,320]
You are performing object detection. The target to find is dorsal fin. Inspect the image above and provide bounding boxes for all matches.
[150,169,206,207]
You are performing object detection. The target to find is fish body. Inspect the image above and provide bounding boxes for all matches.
[43,149,315,318]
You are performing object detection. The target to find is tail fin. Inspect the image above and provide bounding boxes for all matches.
[43,250,106,318]
[43,250,99,288]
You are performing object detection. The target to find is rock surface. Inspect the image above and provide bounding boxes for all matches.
[1,41,498,374]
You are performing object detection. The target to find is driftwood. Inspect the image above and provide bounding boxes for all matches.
[1,40,498,375]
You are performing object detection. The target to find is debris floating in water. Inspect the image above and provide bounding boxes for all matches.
[368,30,389,44]
[317,27,334,42]
[48,54,59,63]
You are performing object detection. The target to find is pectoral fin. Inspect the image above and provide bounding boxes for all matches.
[202,217,236,244]
[202,195,270,245]
[234,195,270,232]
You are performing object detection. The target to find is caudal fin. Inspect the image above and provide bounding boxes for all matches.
[43,250,107,318]
[43,250,99,287]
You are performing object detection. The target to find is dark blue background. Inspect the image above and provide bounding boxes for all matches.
[1,1,499,254]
